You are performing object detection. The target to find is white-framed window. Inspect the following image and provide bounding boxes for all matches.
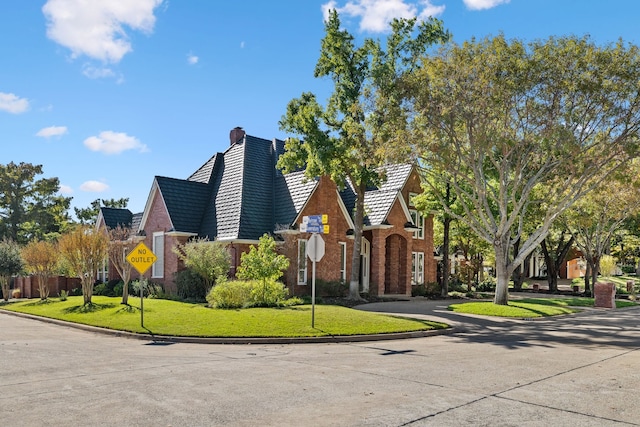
[152,232,164,278]
[339,242,347,281]
[412,251,425,285]
[409,209,425,239]
[298,239,308,285]
[97,258,108,283]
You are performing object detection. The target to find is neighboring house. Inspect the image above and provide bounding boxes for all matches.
[104,127,436,296]
[96,207,143,282]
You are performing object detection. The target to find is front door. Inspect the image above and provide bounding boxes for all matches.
[360,237,370,292]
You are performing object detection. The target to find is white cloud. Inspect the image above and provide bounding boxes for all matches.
[82,64,116,79]
[36,125,68,138]
[59,184,73,195]
[80,180,109,192]
[322,0,445,33]
[83,131,148,155]
[187,54,199,65]
[463,0,509,10]
[42,0,164,63]
[240,41,245,49]
[0,92,30,114]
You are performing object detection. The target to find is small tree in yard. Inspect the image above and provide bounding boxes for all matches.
[236,234,289,303]
[0,238,22,301]
[22,239,58,300]
[107,225,135,305]
[58,226,108,305]
[173,238,230,292]
[599,255,617,278]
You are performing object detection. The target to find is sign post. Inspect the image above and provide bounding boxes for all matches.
[306,232,325,328]
[126,241,157,329]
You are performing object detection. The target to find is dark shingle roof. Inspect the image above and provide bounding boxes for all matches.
[340,164,413,226]
[155,176,210,234]
[188,153,218,184]
[100,207,133,229]
[274,171,318,227]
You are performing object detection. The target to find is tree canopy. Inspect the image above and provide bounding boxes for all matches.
[404,35,640,304]
[279,9,449,299]
[0,162,72,243]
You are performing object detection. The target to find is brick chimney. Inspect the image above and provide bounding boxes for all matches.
[230,127,245,145]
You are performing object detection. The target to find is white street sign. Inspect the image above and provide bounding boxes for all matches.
[306,233,325,262]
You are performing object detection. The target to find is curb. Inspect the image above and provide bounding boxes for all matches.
[0,309,455,345]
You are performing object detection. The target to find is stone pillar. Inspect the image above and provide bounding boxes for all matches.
[594,282,616,308]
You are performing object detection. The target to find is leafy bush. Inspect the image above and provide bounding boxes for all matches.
[316,279,348,297]
[621,265,636,274]
[207,280,252,308]
[249,279,289,307]
[174,268,208,302]
[59,290,68,301]
[11,288,21,298]
[93,283,109,296]
[476,278,496,292]
[600,255,617,277]
[207,279,292,309]
[131,280,165,299]
[412,282,441,297]
[70,287,82,296]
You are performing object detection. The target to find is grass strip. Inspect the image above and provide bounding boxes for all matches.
[449,297,637,318]
[0,296,447,338]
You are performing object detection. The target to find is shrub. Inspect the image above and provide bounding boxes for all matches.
[59,290,68,301]
[316,279,348,297]
[412,282,441,297]
[207,280,253,309]
[600,255,617,277]
[131,280,165,299]
[621,265,636,274]
[249,279,289,307]
[476,278,496,292]
[93,283,109,296]
[174,268,208,302]
[207,279,291,309]
[11,288,21,298]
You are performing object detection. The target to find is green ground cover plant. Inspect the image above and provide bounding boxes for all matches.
[449,297,637,318]
[0,296,447,337]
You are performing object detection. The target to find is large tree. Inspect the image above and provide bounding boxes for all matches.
[404,35,640,305]
[107,225,135,305]
[58,226,108,305]
[0,162,72,243]
[278,10,449,299]
[0,238,22,301]
[22,239,59,300]
[563,165,640,295]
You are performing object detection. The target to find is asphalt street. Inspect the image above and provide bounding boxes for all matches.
[1,298,639,426]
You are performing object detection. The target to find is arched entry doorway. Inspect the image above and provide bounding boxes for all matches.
[385,234,408,294]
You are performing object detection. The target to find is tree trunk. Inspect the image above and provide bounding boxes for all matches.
[441,215,451,297]
[584,263,591,297]
[121,279,129,305]
[348,184,366,300]
[1,277,9,301]
[37,275,49,300]
[494,241,511,305]
[511,238,525,291]
[541,235,574,294]
[82,277,93,305]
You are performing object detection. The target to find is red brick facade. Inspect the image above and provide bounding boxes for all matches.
[105,168,436,298]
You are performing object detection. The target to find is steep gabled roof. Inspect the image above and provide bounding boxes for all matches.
[275,171,319,228]
[99,207,133,229]
[155,176,210,234]
[188,153,218,184]
[339,163,414,226]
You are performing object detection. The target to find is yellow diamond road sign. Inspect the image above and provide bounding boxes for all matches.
[126,241,157,275]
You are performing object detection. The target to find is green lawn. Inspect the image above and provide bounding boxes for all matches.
[449,297,638,318]
[0,296,447,338]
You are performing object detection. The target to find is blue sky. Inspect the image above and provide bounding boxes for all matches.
[2,0,639,217]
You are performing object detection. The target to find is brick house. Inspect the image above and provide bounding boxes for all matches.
[102,127,436,296]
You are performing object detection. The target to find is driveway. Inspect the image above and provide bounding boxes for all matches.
[1,299,639,426]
